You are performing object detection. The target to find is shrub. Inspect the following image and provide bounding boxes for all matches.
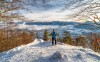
[62,31,73,45]
[43,29,49,41]
[75,35,86,48]
[61,31,100,52]
[87,33,100,52]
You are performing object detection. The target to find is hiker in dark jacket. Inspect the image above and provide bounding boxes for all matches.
[51,29,57,45]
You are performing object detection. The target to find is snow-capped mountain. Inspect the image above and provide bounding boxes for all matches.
[0,39,100,62]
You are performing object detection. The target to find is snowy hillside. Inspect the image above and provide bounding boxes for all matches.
[0,39,100,62]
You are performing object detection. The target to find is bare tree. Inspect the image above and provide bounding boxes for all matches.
[66,2,100,26]
[0,0,47,21]
[0,0,25,21]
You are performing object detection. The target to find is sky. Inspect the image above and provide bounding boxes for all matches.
[13,0,100,22]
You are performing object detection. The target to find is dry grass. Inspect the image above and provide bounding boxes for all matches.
[0,29,34,52]
[87,33,100,52]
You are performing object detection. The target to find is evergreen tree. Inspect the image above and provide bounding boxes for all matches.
[43,29,49,41]
[62,31,72,45]
[63,31,71,37]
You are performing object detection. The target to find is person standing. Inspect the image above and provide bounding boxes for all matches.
[51,29,57,45]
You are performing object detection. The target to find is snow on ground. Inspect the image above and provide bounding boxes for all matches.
[0,39,100,62]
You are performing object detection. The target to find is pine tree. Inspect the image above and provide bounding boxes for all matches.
[43,29,49,41]
[62,31,72,45]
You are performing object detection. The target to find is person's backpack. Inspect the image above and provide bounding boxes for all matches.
[52,32,57,38]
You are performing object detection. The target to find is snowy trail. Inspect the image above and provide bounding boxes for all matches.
[0,39,100,62]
